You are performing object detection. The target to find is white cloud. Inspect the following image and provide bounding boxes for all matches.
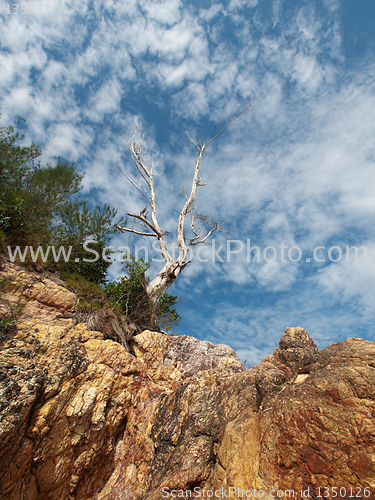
[199,4,223,22]
[44,123,93,161]
[228,0,258,10]
[292,53,324,91]
[3,86,34,115]
[313,243,375,314]
[257,260,300,291]
[0,47,47,89]
[85,80,122,122]
[171,82,209,120]
[272,0,282,28]
[140,0,182,26]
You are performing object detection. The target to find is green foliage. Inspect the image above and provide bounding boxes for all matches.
[62,272,109,312]
[0,117,41,182]
[156,292,182,332]
[55,201,119,247]
[55,202,121,285]
[106,256,181,332]
[0,116,120,286]
[69,241,114,286]
[0,117,42,236]
[106,256,151,318]
[0,116,83,247]
[0,314,17,330]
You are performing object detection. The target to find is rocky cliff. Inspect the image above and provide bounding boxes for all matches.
[1,259,375,499]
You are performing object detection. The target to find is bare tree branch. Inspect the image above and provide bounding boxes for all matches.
[117,226,157,237]
[183,124,199,149]
[116,166,151,205]
[205,97,252,147]
[118,99,253,306]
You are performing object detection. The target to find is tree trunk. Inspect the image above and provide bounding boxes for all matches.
[146,261,183,307]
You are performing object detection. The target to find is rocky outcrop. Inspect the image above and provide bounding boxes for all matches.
[1,259,375,499]
[0,259,76,326]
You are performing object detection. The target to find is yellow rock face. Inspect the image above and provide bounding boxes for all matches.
[212,410,260,497]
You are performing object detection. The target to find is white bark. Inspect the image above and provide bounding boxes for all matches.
[117,100,252,306]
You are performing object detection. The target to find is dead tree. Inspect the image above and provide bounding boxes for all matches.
[117,100,252,307]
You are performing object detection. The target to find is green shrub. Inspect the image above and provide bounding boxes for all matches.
[1,115,121,286]
[106,256,181,332]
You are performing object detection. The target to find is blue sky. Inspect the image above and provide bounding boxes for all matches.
[1,0,375,365]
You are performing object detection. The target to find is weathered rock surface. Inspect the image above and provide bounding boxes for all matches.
[0,259,76,326]
[1,260,375,499]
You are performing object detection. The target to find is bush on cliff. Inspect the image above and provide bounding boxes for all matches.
[0,116,119,285]
[106,256,181,332]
